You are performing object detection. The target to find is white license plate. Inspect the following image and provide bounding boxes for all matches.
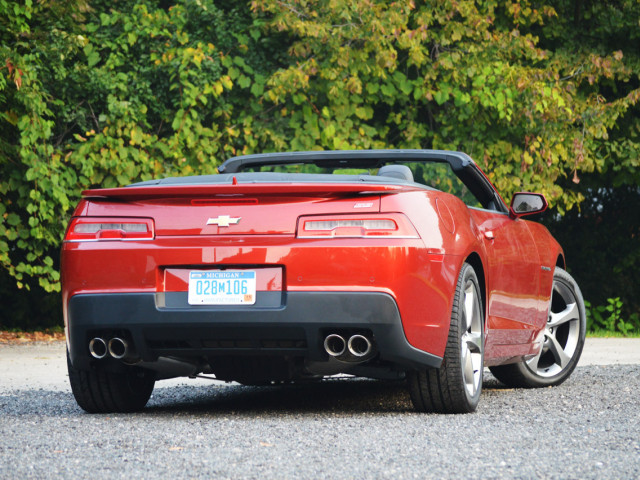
[188,271,256,305]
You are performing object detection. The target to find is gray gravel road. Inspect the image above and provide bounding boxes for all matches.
[1,341,639,479]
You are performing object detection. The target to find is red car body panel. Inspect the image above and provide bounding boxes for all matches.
[62,150,565,383]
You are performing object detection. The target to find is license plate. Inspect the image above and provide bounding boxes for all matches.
[188,271,256,305]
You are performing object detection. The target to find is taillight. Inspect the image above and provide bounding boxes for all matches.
[297,213,419,238]
[64,217,154,242]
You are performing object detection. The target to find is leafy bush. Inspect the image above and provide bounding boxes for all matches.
[1,0,283,294]
[0,268,61,330]
[1,1,639,332]
[585,298,640,336]
[543,179,640,323]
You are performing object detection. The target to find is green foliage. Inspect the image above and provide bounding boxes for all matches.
[252,0,639,212]
[585,298,640,336]
[0,0,282,296]
[0,0,639,334]
[0,267,61,330]
[543,176,640,322]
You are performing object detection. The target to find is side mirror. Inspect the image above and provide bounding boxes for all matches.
[510,192,548,218]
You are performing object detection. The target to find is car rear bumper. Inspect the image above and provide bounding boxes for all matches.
[67,291,442,372]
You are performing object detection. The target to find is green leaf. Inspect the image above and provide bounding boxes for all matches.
[84,44,100,68]
[238,75,251,89]
[433,90,449,105]
[6,213,21,226]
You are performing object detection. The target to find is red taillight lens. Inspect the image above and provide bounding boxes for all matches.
[65,217,154,242]
[297,213,419,238]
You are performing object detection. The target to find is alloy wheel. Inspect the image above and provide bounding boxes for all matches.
[461,281,483,396]
[526,278,581,377]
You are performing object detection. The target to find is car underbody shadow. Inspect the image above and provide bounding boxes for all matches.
[145,377,414,415]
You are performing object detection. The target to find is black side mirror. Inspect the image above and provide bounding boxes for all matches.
[510,192,548,218]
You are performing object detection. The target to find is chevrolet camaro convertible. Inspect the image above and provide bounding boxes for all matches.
[62,150,586,413]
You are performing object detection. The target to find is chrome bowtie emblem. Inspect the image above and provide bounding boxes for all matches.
[206,215,241,227]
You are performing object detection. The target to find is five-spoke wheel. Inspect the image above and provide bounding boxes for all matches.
[490,267,586,388]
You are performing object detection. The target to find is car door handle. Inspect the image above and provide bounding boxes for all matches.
[483,231,495,240]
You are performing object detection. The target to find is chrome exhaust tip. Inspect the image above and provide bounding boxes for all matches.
[89,337,108,359]
[348,334,372,358]
[324,334,347,357]
[108,337,129,360]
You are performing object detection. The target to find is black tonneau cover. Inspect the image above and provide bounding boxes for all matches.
[130,172,431,189]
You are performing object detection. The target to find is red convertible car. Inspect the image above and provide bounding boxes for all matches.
[62,150,586,413]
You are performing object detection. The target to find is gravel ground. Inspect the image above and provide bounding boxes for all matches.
[1,343,639,479]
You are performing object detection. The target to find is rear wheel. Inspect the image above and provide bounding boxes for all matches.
[67,350,155,413]
[489,267,586,388]
[408,263,484,413]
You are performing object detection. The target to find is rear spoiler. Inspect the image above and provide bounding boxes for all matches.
[82,182,424,200]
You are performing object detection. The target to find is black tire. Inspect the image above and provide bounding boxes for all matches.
[67,350,156,413]
[408,263,484,413]
[489,267,586,388]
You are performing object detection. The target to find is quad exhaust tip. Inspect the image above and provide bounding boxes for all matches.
[108,337,129,360]
[348,334,372,357]
[88,336,136,362]
[324,334,346,357]
[323,333,374,360]
[89,337,108,359]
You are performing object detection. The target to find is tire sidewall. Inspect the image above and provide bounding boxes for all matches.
[454,264,484,409]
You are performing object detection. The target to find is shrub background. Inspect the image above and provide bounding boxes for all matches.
[1,0,638,331]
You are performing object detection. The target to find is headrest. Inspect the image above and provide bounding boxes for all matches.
[377,165,414,182]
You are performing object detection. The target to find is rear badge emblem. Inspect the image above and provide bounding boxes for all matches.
[206,215,241,227]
